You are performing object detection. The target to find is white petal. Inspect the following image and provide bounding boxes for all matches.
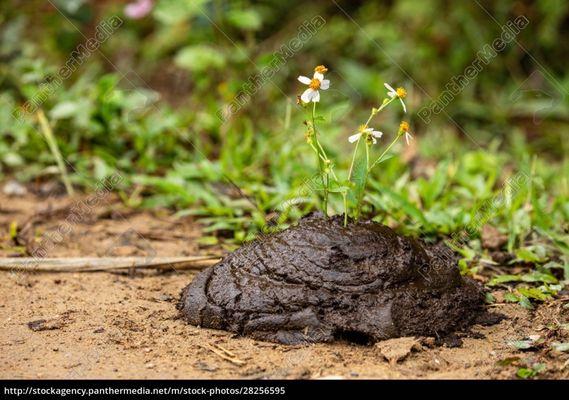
[405,131,413,145]
[320,79,330,90]
[387,92,396,98]
[384,82,395,93]
[400,98,407,113]
[313,72,324,81]
[312,90,320,102]
[348,133,361,143]
[364,127,373,132]
[372,130,383,138]
[301,88,314,103]
[371,136,377,144]
[298,76,311,85]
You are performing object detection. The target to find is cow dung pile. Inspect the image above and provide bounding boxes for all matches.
[178,214,487,345]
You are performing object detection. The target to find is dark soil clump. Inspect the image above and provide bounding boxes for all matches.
[178,214,487,344]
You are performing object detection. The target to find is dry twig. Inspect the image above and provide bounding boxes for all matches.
[0,256,220,272]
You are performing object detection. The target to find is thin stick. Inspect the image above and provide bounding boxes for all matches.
[0,256,221,272]
[201,344,246,366]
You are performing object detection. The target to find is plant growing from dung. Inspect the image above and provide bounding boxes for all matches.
[298,65,413,225]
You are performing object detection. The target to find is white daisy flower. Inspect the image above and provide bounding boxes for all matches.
[298,66,330,103]
[384,83,407,113]
[399,121,413,146]
[348,125,383,144]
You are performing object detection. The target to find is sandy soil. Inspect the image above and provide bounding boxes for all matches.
[0,189,568,379]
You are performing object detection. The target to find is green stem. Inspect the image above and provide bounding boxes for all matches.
[368,134,402,172]
[347,96,399,220]
[375,96,396,113]
[348,136,361,181]
[348,97,396,181]
[323,173,330,215]
[309,104,339,183]
[308,141,327,163]
[36,110,74,196]
[355,143,371,218]
[311,102,329,216]
[342,192,348,227]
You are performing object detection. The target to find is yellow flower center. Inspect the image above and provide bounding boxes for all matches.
[358,124,368,133]
[314,65,328,73]
[399,121,410,132]
[396,87,407,98]
[309,78,321,90]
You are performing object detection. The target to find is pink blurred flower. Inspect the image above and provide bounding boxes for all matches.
[124,0,153,20]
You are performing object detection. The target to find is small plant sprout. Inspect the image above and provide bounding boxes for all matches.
[298,65,412,226]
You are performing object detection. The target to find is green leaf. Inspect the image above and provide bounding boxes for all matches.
[517,287,552,301]
[488,274,522,286]
[9,221,18,240]
[197,236,219,246]
[515,247,546,263]
[227,9,262,31]
[153,0,209,24]
[50,101,81,119]
[518,295,534,309]
[508,340,535,350]
[370,181,429,226]
[518,363,546,378]
[348,140,368,214]
[2,152,23,167]
[521,271,557,284]
[419,159,449,208]
[552,342,569,352]
[328,181,350,194]
[52,0,87,14]
[175,45,226,72]
[504,292,519,302]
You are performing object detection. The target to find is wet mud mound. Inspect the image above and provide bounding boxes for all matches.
[178,214,486,344]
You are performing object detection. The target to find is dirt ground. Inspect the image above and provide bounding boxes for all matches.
[0,187,568,379]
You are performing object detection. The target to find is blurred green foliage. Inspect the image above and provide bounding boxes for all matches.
[0,0,567,289]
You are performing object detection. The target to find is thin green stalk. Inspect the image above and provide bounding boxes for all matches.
[310,101,341,216]
[375,96,396,113]
[342,192,348,227]
[354,143,371,218]
[308,103,339,182]
[36,110,74,196]
[347,96,399,220]
[348,97,396,181]
[308,141,327,163]
[347,136,361,180]
[368,134,401,172]
[305,103,327,215]
[312,102,327,215]
[318,158,327,214]
[323,173,330,214]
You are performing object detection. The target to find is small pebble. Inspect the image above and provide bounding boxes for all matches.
[3,180,27,197]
